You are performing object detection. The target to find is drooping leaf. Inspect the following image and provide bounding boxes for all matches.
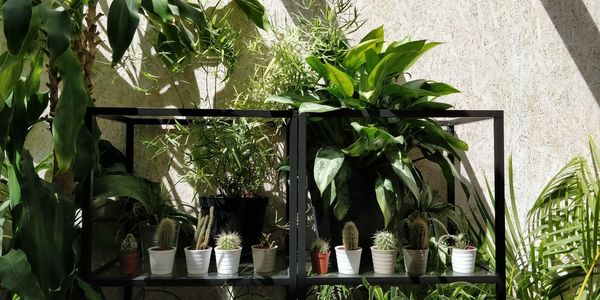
[93,174,154,203]
[72,127,96,181]
[375,174,396,228]
[2,0,32,55]
[422,82,460,96]
[107,0,140,65]
[298,102,338,114]
[387,150,420,200]
[233,0,271,31]
[325,63,354,97]
[0,249,44,299]
[360,25,384,43]
[74,275,102,300]
[306,55,327,78]
[313,146,345,195]
[39,5,71,62]
[332,162,351,220]
[343,39,381,72]
[150,0,172,22]
[0,52,24,108]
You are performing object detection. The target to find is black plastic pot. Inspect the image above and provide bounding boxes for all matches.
[200,196,268,253]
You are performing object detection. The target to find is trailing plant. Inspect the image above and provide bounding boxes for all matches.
[120,234,138,254]
[310,238,330,254]
[439,233,471,250]
[216,232,242,250]
[372,231,396,251]
[342,221,359,250]
[194,206,215,250]
[156,218,177,251]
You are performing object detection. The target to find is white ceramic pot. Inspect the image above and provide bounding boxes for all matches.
[214,247,242,275]
[403,248,428,275]
[251,245,278,274]
[148,246,176,275]
[335,246,362,275]
[184,246,212,275]
[371,246,396,275]
[451,247,477,273]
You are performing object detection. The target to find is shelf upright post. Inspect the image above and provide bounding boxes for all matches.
[494,114,506,298]
[297,115,308,299]
[288,111,299,299]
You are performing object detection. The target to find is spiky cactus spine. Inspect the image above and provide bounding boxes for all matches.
[342,222,359,250]
[408,213,429,250]
[120,234,138,253]
[157,218,176,251]
[372,231,396,251]
[310,238,330,254]
[194,206,215,250]
[216,232,242,250]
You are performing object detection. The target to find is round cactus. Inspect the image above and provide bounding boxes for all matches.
[342,222,359,250]
[120,233,138,253]
[216,231,242,250]
[407,212,429,250]
[372,230,397,251]
[157,218,176,251]
[310,238,330,254]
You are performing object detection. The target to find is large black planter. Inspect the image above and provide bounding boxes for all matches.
[200,196,268,253]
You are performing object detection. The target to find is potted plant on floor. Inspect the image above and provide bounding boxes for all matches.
[185,206,215,275]
[149,218,178,275]
[335,222,362,275]
[215,231,242,275]
[310,238,331,274]
[119,233,140,276]
[403,212,429,275]
[252,212,289,275]
[439,233,477,273]
[371,231,397,275]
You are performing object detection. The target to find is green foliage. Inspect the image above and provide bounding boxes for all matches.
[439,233,470,250]
[120,233,138,253]
[310,238,330,254]
[107,0,140,66]
[342,221,359,250]
[372,231,396,251]
[407,212,429,250]
[258,210,288,248]
[157,218,176,251]
[0,249,44,299]
[216,231,242,250]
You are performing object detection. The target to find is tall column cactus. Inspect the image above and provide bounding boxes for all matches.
[407,212,429,250]
[342,222,359,250]
[194,206,215,250]
[157,218,176,251]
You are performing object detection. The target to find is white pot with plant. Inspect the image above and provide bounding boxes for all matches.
[335,222,362,275]
[403,212,429,275]
[214,232,242,275]
[371,231,397,275]
[148,218,177,275]
[185,206,215,275]
[440,233,477,273]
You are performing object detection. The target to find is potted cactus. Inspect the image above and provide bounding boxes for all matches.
[403,212,429,275]
[185,206,215,275]
[119,233,140,275]
[335,222,362,275]
[371,231,397,275]
[214,231,242,275]
[148,218,177,275]
[439,233,477,273]
[310,238,330,274]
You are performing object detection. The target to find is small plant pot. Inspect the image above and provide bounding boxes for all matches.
[335,246,362,275]
[251,245,278,275]
[215,247,242,275]
[371,246,396,275]
[403,248,428,275]
[310,252,330,274]
[451,247,477,273]
[148,247,177,275]
[184,246,212,275]
[119,251,140,276]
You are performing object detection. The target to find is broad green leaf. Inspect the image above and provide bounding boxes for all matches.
[383,83,436,98]
[332,162,351,220]
[170,0,209,39]
[0,105,13,164]
[306,55,327,78]
[93,175,154,203]
[405,42,442,70]
[325,63,354,97]
[74,276,102,300]
[234,0,271,31]
[364,49,380,73]
[375,174,396,228]
[298,102,338,114]
[422,82,460,96]
[387,150,420,199]
[385,40,426,55]
[343,39,380,71]
[72,127,96,181]
[266,95,294,105]
[343,122,400,156]
[313,146,345,195]
[107,0,140,65]
[0,249,44,299]
[360,25,384,43]
[2,0,32,55]
[0,52,24,108]
[39,5,71,62]
[409,101,453,110]
[151,0,172,22]
[53,49,89,172]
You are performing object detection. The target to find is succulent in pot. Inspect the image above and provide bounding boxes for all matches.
[335,222,362,275]
[371,230,397,274]
[310,238,331,274]
[119,233,140,276]
[214,231,242,275]
[148,218,178,275]
[185,206,215,275]
[439,233,477,273]
[252,212,288,275]
[403,212,429,275]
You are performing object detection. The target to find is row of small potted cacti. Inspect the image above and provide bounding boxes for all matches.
[309,221,477,275]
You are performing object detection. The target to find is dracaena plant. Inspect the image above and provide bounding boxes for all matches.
[269,26,469,230]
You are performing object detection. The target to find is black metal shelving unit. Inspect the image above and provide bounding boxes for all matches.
[82,107,505,299]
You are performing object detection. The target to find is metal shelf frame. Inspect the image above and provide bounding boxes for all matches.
[81,107,505,299]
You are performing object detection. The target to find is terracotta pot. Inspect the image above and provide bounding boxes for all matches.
[119,251,140,276]
[310,252,330,274]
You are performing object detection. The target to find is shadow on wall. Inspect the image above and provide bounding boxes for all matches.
[540,0,600,106]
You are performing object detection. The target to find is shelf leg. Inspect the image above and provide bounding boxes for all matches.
[123,287,132,300]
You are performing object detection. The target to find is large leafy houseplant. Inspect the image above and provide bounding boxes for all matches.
[270,26,467,232]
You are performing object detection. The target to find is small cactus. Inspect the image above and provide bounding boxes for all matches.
[407,212,429,250]
[157,218,176,251]
[120,234,138,253]
[342,222,359,250]
[372,231,397,251]
[216,232,242,250]
[310,238,330,254]
[194,206,215,250]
